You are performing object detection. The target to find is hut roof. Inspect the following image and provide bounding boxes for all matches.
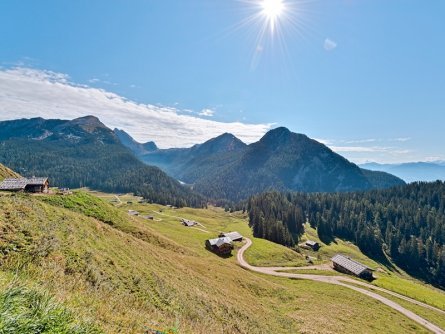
[207,237,232,247]
[26,177,48,185]
[0,178,28,190]
[332,254,371,276]
[0,177,49,191]
[182,220,197,227]
[306,240,319,246]
[220,231,243,241]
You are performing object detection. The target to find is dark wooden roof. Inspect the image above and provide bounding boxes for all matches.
[332,254,371,276]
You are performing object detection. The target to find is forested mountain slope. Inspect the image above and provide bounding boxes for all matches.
[248,181,445,288]
[120,127,405,202]
[0,116,204,207]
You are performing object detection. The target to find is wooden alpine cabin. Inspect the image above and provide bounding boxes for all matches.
[0,177,49,193]
[305,240,320,251]
[181,219,197,227]
[218,231,243,242]
[331,254,373,280]
[205,237,233,255]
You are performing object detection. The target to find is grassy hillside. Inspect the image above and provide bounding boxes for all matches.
[0,191,443,333]
[0,163,19,181]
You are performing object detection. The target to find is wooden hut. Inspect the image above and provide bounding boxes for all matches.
[25,177,49,193]
[181,219,197,227]
[205,237,233,255]
[305,240,320,251]
[0,177,49,193]
[218,231,243,242]
[331,254,373,280]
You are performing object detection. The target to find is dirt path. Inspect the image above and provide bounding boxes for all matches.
[114,195,122,206]
[237,238,445,334]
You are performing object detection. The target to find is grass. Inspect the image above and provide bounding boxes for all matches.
[344,279,445,331]
[243,238,308,267]
[301,223,382,269]
[0,163,19,181]
[0,190,444,333]
[372,273,445,311]
[0,274,100,333]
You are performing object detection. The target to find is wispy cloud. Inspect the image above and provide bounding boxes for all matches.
[314,137,414,163]
[324,38,337,51]
[198,108,215,117]
[88,77,117,86]
[0,67,272,148]
[394,137,411,142]
[330,146,410,154]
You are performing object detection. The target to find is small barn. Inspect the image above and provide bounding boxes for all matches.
[332,254,373,280]
[181,219,197,227]
[218,231,243,242]
[205,237,233,255]
[128,210,139,216]
[0,177,49,193]
[25,177,50,193]
[305,240,320,251]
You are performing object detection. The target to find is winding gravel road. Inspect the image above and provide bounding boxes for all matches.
[237,238,445,334]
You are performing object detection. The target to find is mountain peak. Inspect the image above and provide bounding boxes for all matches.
[198,132,246,153]
[70,115,106,130]
[271,126,291,134]
[114,128,158,154]
[259,127,300,147]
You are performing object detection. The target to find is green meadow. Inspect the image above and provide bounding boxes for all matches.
[0,190,443,333]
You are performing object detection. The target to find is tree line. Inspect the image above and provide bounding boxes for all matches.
[0,139,206,208]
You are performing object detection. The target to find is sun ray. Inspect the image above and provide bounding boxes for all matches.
[219,0,316,70]
[261,0,285,33]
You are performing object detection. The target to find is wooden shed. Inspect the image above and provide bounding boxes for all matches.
[181,219,197,227]
[218,231,243,242]
[0,177,49,193]
[305,240,320,251]
[332,254,373,280]
[25,177,49,193]
[205,237,233,255]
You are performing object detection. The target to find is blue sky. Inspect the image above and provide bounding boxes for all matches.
[0,0,444,163]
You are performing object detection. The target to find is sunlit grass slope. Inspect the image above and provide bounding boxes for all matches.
[0,163,19,181]
[0,190,440,333]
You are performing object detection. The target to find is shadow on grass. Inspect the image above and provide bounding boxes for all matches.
[205,247,234,258]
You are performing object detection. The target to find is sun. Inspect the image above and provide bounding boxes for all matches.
[261,0,285,33]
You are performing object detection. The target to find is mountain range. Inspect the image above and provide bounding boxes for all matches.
[0,115,406,204]
[116,126,405,202]
[0,116,204,207]
[360,162,445,183]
